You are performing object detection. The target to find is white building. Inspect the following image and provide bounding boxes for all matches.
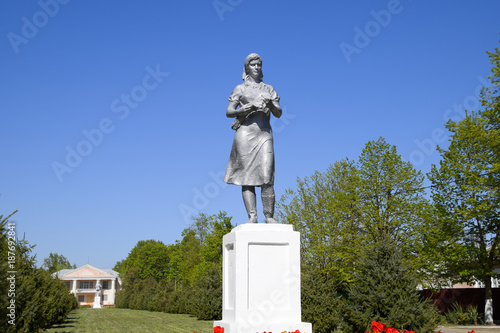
[53,264,121,306]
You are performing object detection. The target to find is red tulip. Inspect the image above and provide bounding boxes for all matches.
[371,321,387,333]
[213,326,224,333]
[386,328,399,333]
[468,331,476,333]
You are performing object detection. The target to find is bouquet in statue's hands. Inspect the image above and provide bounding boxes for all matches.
[231,92,272,130]
[251,92,272,115]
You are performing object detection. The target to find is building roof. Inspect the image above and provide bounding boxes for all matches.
[53,264,120,280]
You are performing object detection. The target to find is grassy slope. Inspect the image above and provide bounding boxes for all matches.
[45,307,214,333]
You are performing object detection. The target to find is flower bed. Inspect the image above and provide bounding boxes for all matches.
[368,320,477,333]
[213,327,303,333]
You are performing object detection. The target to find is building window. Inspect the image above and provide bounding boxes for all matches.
[64,281,71,289]
[79,281,94,289]
[78,295,85,303]
[102,281,109,289]
[102,295,108,302]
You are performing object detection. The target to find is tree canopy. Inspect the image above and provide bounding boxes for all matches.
[277,137,428,287]
[425,40,500,324]
[115,211,234,320]
[42,252,76,273]
[277,137,433,331]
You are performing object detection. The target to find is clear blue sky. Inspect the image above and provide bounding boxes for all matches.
[1,0,499,269]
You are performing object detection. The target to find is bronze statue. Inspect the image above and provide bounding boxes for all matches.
[224,53,282,223]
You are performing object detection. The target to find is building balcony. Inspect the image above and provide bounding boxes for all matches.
[76,289,97,293]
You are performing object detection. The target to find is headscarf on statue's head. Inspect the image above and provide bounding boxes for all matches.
[242,53,264,81]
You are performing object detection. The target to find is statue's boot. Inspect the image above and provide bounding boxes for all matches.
[262,186,277,224]
[242,186,258,223]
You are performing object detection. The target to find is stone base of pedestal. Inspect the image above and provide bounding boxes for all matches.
[214,320,312,333]
[214,223,312,333]
[92,297,101,309]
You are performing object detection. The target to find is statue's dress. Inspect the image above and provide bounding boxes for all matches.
[224,81,280,186]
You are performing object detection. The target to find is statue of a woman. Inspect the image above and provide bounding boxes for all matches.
[224,53,282,223]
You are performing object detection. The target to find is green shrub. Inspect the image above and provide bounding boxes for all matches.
[115,212,233,320]
[446,302,470,325]
[342,236,439,333]
[190,266,222,320]
[467,304,479,325]
[445,310,458,325]
[301,267,344,333]
[0,213,77,333]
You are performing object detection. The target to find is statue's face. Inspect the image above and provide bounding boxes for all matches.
[247,59,262,80]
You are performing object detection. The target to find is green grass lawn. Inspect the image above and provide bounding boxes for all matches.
[45,307,214,333]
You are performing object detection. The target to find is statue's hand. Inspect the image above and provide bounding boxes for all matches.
[239,103,254,115]
[260,92,271,103]
[253,93,272,110]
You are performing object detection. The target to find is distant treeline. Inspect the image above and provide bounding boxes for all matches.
[114,211,231,320]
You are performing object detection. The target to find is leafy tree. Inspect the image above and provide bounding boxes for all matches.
[169,211,233,290]
[426,41,500,324]
[357,138,429,253]
[278,138,429,283]
[117,239,171,281]
[277,158,362,288]
[175,229,202,286]
[191,212,233,320]
[115,211,233,320]
[343,235,439,333]
[191,212,214,246]
[276,160,357,330]
[42,252,76,273]
[113,259,125,274]
[172,211,233,319]
[198,211,233,274]
[278,138,430,330]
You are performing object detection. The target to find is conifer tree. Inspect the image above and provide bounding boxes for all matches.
[1,211,77,332]
[301,267,344,333]
[343,236,439,333]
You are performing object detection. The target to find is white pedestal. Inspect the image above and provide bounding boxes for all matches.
[214,223,312,333]
[93,295,101,309]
